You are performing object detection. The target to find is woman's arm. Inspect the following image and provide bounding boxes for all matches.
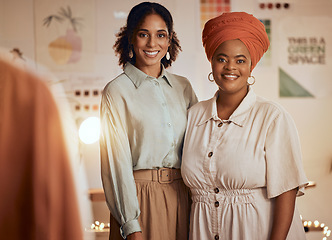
[100,90,142,238]
[269,188,297,240]
[127,232,143,240]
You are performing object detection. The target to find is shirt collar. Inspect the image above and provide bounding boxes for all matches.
[124,62,172,88]
[197,87,256,127]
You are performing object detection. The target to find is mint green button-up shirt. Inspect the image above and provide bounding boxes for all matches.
[100,63,198,238]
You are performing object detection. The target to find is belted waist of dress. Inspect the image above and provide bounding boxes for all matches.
[133,168,182,184]
[190,188,267,204]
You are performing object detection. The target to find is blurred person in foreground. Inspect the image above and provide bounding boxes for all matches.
[0,56,83,240]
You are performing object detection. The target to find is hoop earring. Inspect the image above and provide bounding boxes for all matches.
[247,75,255,85]
[166,51,170,60]
[129,48,133,59]
[208,72,214,82]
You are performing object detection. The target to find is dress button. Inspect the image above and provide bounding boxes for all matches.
[215,201,219,207]
[208,152,213,157]
[214,188,219,193]
[218,122,223,127]
[214,235,219,240]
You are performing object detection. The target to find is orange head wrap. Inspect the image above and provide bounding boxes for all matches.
[202,12,270,72]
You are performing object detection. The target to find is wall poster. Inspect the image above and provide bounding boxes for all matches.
[278,16,331,98]
[258,19,272,68]
[34,0,95,72]
[200,0,231,29]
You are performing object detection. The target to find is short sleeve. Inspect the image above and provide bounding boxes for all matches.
[265,109,308,199]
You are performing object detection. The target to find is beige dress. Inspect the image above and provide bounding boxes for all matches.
[181,89,308,240]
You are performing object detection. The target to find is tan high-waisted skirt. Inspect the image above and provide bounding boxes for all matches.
[109,168,191,240]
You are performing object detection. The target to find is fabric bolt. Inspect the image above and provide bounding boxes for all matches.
[100,62,198,238]
[181,88,308,240]
[109,178,191,240]
[0,58,83,240]
[202,12,270,71]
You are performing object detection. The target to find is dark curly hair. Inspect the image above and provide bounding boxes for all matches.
[113,2,181,69]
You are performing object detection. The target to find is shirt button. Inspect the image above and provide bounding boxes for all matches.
[218,122,223,127]
[214,188,219,193]
[208,152,213,157]
[154,82,159,86]
[168,123,172,127]
[215,201,219,207]
[215,235,219,240]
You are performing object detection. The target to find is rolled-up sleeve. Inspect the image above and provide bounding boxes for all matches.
[100,89,141,238]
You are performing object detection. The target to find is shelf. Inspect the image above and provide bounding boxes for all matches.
[88,188,105,202]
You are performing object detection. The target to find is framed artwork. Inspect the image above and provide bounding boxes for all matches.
[34,0,95,71]
[278,16,330,98]
[258,19,272,68]
[200,0,231,29]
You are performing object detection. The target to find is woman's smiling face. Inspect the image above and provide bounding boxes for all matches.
[133,14,170,74]
[211,39,252,96]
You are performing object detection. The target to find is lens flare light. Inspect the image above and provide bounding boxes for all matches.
[78,117,100,144]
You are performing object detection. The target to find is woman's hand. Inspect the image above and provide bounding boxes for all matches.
[269,188,297,240]
[127,231,143,240]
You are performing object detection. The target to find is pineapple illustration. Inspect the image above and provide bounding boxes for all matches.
[43,6,83,65]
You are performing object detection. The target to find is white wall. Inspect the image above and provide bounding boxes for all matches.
[1,0,332,239]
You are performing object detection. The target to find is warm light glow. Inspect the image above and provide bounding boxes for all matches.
[79,117,100,144]
[100,223,105,230]
[303,219,330,239]
[89,220,110,232]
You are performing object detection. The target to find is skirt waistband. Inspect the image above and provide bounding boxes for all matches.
[133,168,182,184]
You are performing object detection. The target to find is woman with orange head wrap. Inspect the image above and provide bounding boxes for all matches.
[181,12,308,240]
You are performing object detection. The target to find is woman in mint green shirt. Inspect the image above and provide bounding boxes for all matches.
[100,2,197,240]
